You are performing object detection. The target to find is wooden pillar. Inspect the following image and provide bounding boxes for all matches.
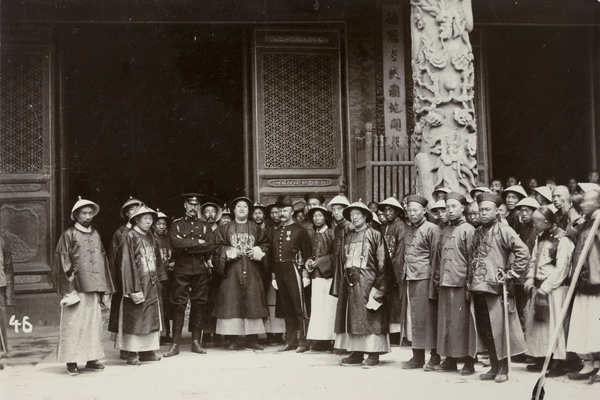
[410,0,478,203]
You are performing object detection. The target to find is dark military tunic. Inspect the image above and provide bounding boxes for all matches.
[270,222,312,347]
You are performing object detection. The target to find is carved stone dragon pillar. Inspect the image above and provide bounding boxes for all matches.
[410,0,478,202]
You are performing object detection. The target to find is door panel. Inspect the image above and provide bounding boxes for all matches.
[0,33,55,293]
[253,29,345,206]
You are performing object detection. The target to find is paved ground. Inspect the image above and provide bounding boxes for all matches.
[0,328,597,400]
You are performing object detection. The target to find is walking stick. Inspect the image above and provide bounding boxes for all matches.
[532,213,600,400]
[496,270,512,374]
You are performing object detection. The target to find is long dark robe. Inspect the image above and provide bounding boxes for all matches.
[212,221,269,319]
[120,228,161,335]
[108,224,130,333]
[332,226,390,335]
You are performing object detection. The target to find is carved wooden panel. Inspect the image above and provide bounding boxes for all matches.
[0,35,55,293]
[263,53,335,169]
[253,29,345,203]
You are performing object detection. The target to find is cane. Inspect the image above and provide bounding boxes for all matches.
[532,212,600,400]
[496,269,512,374]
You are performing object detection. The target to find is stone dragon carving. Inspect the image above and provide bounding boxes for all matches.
[410,0,478,202]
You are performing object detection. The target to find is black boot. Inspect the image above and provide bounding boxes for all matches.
[434,356,457,372]
[341,351,364,366]
[362,353,380,369]
[191,331,207,354]
[402,349,425,369]
[139,351,161,362]
[495,358,509,383]
[246,334,264,351]
[547,359,568,377]
[460,356,476,376]
[480,351,499,380]
[164,309,184,357]
[424,349,441,371]
[228,335,245,351]
[126,352,141,366]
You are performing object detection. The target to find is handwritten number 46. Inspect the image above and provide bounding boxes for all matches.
[9,315,33,333]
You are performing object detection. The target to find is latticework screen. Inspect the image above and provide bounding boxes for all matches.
[0,53,44,173]
[262,53,335,169]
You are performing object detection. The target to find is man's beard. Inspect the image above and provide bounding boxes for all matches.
[206,217,215,224]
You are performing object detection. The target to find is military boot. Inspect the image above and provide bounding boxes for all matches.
[163,309,184,357]
[191,331,207,354]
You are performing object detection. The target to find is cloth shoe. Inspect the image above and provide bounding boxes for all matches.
[567,360,599,380]
[479,353,498,380]
[341,351,364,366]
[247,342,265,351]
[434,357,457,372]
[362,353,380,369]
[494,358,509,383]
[246,335,264,351]
[163,343,180,358]
[84,359,105,371]
[139,351,161,362]
[460,357,476,376]
[423,351,441,371]
[526,363,543,372]
[66,363,79,376]
[546,360,568,377]
[126,352,141,367]
[402,349,425,369]
[278,344,296,352]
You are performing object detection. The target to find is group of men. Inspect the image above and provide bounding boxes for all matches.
[45,176,600,382]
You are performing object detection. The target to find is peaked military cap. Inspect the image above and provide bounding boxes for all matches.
[182,193,202,205]
[304,192,325,204]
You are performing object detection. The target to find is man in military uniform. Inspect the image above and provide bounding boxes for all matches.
[164,193,215,357]
[270,195,312,353]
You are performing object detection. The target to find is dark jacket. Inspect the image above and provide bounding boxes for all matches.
[120,227,161,335]
[382,218,408,283]
[169,215,214,275]
[53,225,114,295]
[435,216,474,288]
[308,226,335,279]
[468,220,530,295]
